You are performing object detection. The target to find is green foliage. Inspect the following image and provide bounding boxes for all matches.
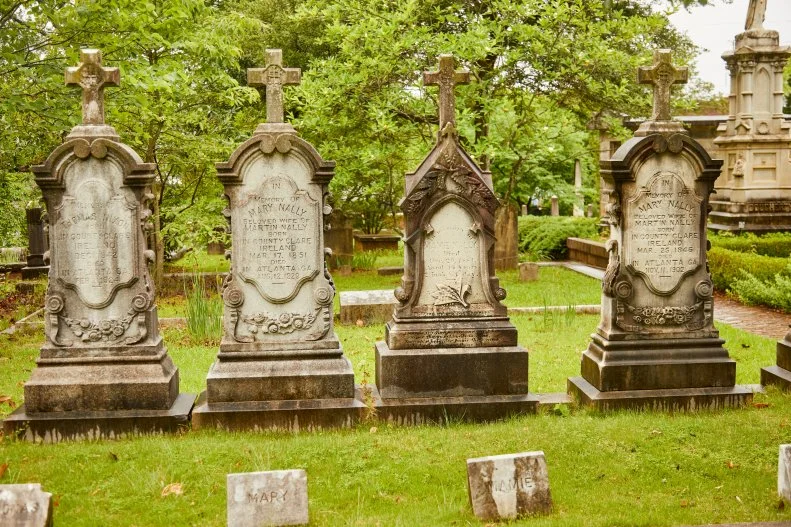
[707,247,790,292]
[184,275,223,345]
[518,216,600,260]
[0,173,38,247]
[709,232,791,258]
[350,251,378,271]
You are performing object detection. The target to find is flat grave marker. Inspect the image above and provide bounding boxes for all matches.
[227,470,308,527]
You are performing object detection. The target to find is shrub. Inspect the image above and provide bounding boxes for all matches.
[729,265,791,312]
[707,246,790,291]
[518,216,600,260]
[709,232,791,258]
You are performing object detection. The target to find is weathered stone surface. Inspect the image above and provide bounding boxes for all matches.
[518,262,539,282]
[762,334,791,390]
[325,211,353,268]
[195,49,363,431]
[566,238,608,270]
[227,470,308,527]
[374,54,533,423]
[6,48,194,441]
[377,266,403,276]
[467,451,552,521]
[0,484,52,527]
[569,50,750,411]
[550,196,559,216]
[710,3,791,233]
[494,203,519,270]
[340,289,395,325]
[779,444,791,503]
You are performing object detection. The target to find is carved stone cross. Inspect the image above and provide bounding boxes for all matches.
[638,49,688,122]
[424,54,470,131]
[64,49,120,126]
[248,49,301,124]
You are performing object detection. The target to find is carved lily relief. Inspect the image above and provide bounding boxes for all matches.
[432,275,472,308]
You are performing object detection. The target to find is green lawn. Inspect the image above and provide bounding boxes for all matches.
[1,318,790,526]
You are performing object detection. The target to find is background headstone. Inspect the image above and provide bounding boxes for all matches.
[374,54,536,423]
[467,451,552,521]
[21,208,49,279]
[227,470,308,527]
[779,445,791,503]
[192,49,364,432]
[494,203,519,270]
[550,195,559,216]
[568,50,751,411]
[573,159,584,217]
[521,204,528,216]
[0,483,53,527]
[518,262,539,282]
[3,49,193,442]
[761,327,791,389]
[324,211,354,269]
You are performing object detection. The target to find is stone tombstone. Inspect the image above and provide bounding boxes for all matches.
[518,262,539,282]
[192,49,364,431]
[21,208,49,279]
[521,204,528,216]
[494,202,519,270]
[0,484,53,527]
[467,451,552,521]
[761,328,791,389]
[550,195,559,216]
[711,0,791,232]
[779,445,791,502]
[227,470,308,527]
[324,210,353,269]
[3,49,193,442]
[573,159,584,217]
[373,54,536,424]
[568,50,752,411]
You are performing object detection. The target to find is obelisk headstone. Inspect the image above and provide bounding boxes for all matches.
[567,50,752,410]
[3,49,194,441]
[192,49,364,431]
[374,54,536,423]
[21,208,49,279]
[710,0,791,231]
[573,160,584,217]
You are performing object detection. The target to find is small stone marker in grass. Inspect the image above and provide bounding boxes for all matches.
[0,483,53,527]
[518,262,539,282]
[779,444,791,502]
[227,470,308,527]
[466,451,552,521]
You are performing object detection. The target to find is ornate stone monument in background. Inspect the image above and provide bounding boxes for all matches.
[374,55,536,423]
[3,49,194,441]
[192,49,364,431]
[568,50,753,410]
[709,0,791,231]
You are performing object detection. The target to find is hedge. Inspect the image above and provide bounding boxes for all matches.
[518,216,600,260]
[709,232,791,258]
[707,246,790,291]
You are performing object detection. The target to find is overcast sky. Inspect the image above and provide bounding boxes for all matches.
[668,0,791,95]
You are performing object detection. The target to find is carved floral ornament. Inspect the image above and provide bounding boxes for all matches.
[45,291,150,346]
[404,144,498,216]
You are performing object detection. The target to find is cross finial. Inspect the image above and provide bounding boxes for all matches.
[248,49,301,124]
[423,54,470,133]
[65,49,120,126]
[638,49,688,122]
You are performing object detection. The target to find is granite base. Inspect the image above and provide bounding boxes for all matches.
[191,390,367,432]
[3,393,195,442]
[371,385,538,425]
[567,376,753,411]
[761,366,791,390]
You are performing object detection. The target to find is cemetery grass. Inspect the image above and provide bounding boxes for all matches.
[2,320,791,526]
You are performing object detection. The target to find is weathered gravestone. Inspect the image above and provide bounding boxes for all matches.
[3,49,194,441]
[21,208,49,279]
[494,203,519,270]
[779,444,791,503]
[227,470,308,527]
[550,195,559,216]
[467,451,552,521]
[567,50,752,410]
[761,328,791,389]
[192,49,364,431]
[0,484,53,527]
[573,159,584,217]
[373,55,536,423]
